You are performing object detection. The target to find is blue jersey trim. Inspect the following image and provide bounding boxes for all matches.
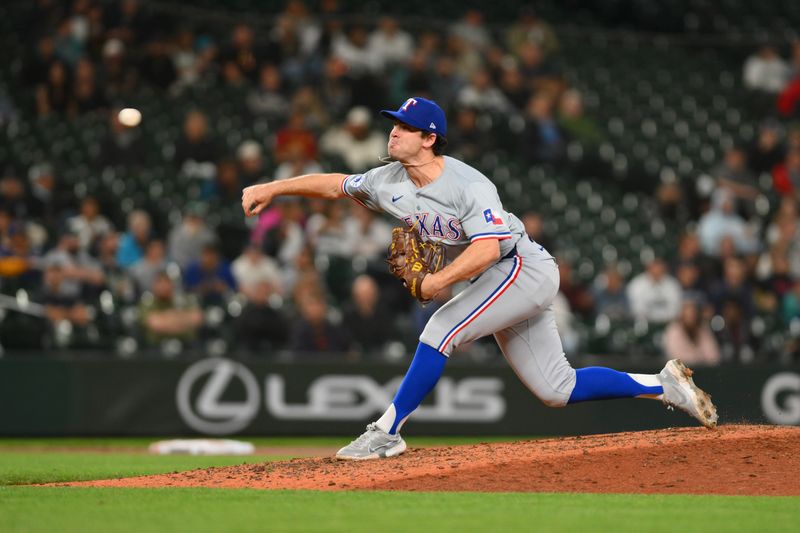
[470,231,511,238]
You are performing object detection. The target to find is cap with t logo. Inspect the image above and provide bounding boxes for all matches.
[380,97,447,137]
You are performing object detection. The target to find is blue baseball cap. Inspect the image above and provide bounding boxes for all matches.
[380,97,447,137]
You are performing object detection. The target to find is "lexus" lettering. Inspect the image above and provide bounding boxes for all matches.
[176,358,505,435]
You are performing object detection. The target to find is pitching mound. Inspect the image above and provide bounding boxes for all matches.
[61,425,800,495]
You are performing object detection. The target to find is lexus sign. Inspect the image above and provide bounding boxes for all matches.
[176,358,506,435]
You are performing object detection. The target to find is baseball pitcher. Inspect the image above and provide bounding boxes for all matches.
[241,97,718,460]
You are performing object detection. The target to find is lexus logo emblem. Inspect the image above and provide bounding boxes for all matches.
[176,358,260,434]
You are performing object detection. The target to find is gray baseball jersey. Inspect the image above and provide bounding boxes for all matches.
[341,156,576,407]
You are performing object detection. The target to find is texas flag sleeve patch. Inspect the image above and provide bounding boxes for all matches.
[483,208,504,225]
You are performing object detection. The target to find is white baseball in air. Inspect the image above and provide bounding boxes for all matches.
[118,107,142,127]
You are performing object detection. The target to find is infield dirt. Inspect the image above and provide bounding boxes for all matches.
[60,425,800,495]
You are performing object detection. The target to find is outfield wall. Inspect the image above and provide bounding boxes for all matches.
[1,358,798,436]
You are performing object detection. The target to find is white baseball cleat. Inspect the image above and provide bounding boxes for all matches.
[335,423,407,460]
[659,359,718,428]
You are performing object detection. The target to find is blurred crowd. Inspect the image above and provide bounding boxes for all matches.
[1,0,799,365]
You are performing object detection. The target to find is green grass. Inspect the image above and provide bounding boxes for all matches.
[1,488,797,533]
[0,452,290,485]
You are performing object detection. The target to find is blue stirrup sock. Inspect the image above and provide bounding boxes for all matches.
[376,342,448,435]
[567,367,664,404]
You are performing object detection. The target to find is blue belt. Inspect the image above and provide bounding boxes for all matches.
[501,244,518,260]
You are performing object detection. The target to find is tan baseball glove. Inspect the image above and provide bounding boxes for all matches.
[386,226,445,302]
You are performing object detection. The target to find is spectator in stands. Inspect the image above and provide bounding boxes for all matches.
[69,58,107,115]
[289,291,350,356]
[41,263,91,328]
[231,242,283,300]
[521,92,566,164]
[174,110,221,167]
[237,140,268,185]
[450,9,492,51]
[333,25,381,77]
[193,35,220,88]
[592,264,630,320]
[246,64,289,120]
[446,34,483,80]
[743,45,789,93]
[254,199,306,268]
[96,230,135,303]
[0,221,39,289]
[655,174,688,223]
[117,209,152,268]
[662,296,721,365]
[349,205,392,264]
[274,111,317,163]
[98,107,145,167]
[715,297,754,362]
[446,107,489,161]
[66,196,113,253]
[368,17,414,71]
[167,203,216,269]
[184,244,236,306]
[765,196,798,245]
[506,7,559,58]
[343,274,394,356]
[279,243,316,297]
[457,68,512,115]
[290,85,331,130]
[221,24,260,83]
[498,65,529,111]
[320,106,384,173]
[672,230,716,285]
[42,230,105,301]
[0,174,32,221]
[697,188,758,257]
[747,119,785,175]
[35,60,70,116]
[319,57,354,121]
[516,41,562,93]
[129,239,167,295]
[99,38,136,100]
[274,140,323,181]
[711,147,758,209]
[170,28,200,92]
[675,260,704,294]
[202,158,241,204]
[626,257,682,324]
[556,257,594,318]
[755,247,793,313]
[139,271,203,346]
[709,256,756,323]
[234,280,289,353]
[306,201,356,260]
[772,149,800,199]
[558,89,604,145]
[27,162,71,229]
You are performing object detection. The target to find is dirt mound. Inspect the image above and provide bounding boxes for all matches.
[60,425,800,495]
